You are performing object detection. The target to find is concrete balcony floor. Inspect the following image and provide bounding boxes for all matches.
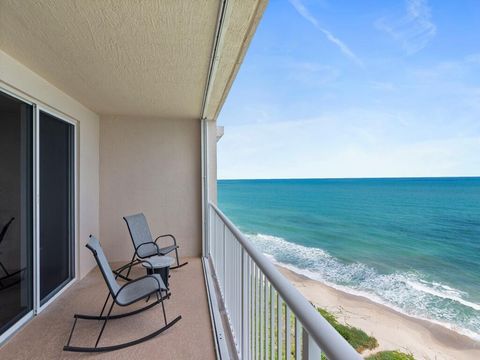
[0,257,216,360]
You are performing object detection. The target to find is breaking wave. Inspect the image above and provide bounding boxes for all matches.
[247,232,480,341]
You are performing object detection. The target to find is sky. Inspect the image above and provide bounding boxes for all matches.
[216,0,480,179]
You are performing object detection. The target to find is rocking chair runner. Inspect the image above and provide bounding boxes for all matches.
[63,235,181,353]
[114,213,188,281]
[0,217,24,290]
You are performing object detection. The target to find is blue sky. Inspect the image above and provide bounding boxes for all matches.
[217,0,480,179]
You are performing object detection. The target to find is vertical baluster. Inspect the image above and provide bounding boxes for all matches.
[234,239,238,346]
[257,268,261,360]
[253,260,256,360]
[295,318,301,360]
[238,242,242,344]
[253,265,259,359]
[234,238,238,348]
[242,250,249,360]
[212,213,215,265]
[237,240,241,346]
[270,286,274,360]
[263,276,270,359]
[260,273,264,360]
[214,210,217,262]
[225,230,229,306]
[285,306,291,359]
[302,328,322,360]
[251,259,255,359]
[222,222,226,295]
[277,294,283,360]
[213,212,216,264]
[230,235,234,339]
[230,233,234,343]
[216,216,220,287]
[215,215,219,279]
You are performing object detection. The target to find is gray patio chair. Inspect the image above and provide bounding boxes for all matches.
[114,213,188,281]
[63,235,181,353]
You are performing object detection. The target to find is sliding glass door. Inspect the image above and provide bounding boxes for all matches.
[0,91,33,336]
[39,111,74,304]
[0,89,75,339]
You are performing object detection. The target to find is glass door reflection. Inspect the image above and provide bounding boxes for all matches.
[0,91,33,336]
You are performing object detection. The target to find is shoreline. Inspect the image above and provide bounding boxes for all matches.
[277,264,480,360]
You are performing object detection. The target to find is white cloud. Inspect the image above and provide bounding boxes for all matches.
[288,0,363,66]
[218,117,480,179]
[376,0,436,54]
[288,0,319,27]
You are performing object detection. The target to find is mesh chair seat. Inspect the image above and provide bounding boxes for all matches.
[116,274,167,306]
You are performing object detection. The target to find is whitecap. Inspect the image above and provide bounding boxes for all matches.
[247,232,480,341]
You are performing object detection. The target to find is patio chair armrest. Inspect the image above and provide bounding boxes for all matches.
[135,242,161,257]
[129,259,155,269]
[113,258,155,278]
[154,234,177,246]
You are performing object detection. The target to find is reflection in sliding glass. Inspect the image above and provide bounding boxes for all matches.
[39,111,74,304]
[0,91,33,336]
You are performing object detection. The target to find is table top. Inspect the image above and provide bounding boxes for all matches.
[141,255,175,269]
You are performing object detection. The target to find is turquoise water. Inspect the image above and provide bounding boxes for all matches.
[218,177,480,339]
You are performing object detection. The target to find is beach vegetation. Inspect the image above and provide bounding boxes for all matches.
[365,350,415,360]
[316,307,379,353]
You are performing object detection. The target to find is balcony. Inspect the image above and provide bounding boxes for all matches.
[0,258,216,360]
[0,205,360,360]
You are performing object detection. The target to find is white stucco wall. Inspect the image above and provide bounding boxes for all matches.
[99,116,202,262]
[0,49,100,279]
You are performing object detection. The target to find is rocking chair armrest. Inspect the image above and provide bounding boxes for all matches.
[114,258,155,277]
[135,242,161,257]
[154,234,177,247]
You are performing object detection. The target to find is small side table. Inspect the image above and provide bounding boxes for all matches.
[141,256,175,288]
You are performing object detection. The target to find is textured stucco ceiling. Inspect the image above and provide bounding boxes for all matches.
[0,0,267,119]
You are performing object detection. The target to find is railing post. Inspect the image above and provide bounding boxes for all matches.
[302,328,322,360]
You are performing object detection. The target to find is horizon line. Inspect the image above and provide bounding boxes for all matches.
[218,175,480,181]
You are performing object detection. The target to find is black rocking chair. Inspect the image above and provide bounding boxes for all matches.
[63,235,181,353]
[114,213,188,281]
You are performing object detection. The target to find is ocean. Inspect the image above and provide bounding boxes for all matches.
[218,177,480,340]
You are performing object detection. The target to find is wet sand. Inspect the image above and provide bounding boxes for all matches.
[278,265,480,360]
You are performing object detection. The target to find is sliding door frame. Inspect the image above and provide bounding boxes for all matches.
[0,84,78,343]
[0,87,35,344]
[35,105,77,314]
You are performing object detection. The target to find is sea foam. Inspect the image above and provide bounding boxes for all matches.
[248,232,480,341]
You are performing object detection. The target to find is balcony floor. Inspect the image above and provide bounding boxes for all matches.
[0,257,216,360]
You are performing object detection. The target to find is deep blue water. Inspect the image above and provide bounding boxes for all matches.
[218,177,480,339]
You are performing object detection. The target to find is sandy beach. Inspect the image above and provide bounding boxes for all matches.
[278,265,480,360]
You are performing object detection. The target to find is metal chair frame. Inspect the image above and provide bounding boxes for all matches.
[64,236,181,353]
[114,214,188,281]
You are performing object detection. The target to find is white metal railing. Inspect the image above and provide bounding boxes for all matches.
[208,203,361,360]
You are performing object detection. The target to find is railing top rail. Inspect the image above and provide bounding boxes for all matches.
[210,202,362,360]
